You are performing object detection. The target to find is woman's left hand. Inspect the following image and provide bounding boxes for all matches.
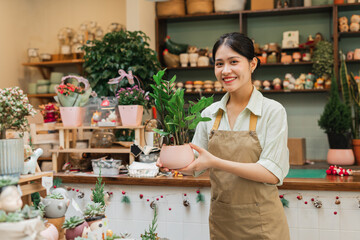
[178,143,217,173]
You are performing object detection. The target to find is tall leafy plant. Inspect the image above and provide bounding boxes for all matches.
[149,69,213,145]
[82,30,161,96]
[339,52,360,139]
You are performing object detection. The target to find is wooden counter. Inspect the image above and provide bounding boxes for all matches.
[55,172,360,192]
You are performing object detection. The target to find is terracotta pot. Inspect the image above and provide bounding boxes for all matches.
[118,105,143,126]
[334,0,344,4]
[41,223,59,240]
[65,221,88,240]
[352,139,360,165]
[327,149,355,165]
[60,107,85,127]
[159,144,194,169]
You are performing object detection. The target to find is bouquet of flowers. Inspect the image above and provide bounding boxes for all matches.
[0,87,36,139]
[39,102,60,123]
[54,75,94,107]
[116,85,150,106]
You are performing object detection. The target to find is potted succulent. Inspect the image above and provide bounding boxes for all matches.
[41,192,70,218]
[339,53,360,164]
[63,216,89,240]
[318,72,354,165]
[54,75,93,127]
[0,87,36,175]
[84,202,105,226]
[108,70,150,126]
[82,30,161,97]
[150,69,213,169]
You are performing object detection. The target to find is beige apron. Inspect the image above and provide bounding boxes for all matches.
[208,109,290,240]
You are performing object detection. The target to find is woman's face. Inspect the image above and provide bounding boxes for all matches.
[214,45,256,93]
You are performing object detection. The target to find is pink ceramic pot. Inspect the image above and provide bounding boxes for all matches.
[327,149,355,166]
[159,144,194,169]
[65,221,88,240]
[118,105,143,126]
[60,107,85,127]
[40,223,59,240]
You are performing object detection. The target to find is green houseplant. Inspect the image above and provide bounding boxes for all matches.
[82,30,161,97]
[0,87,36,175]
[312,40,334,79]
[318,72,354,165]
[84,202,105,225]
[63,216,89,240]
[339,52,360,164]
[149,69,213,169]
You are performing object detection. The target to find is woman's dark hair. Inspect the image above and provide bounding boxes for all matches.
[212,32,260,70]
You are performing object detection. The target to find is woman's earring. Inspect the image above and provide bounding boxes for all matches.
[251,69,254,73]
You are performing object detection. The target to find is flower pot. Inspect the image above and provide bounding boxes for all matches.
[327,149,355,165]
[60,107,85,127]
[118,105,143,126]
[327,132,351,149]
[85,215,105,230]
[91,159,122,176]
[0,217,45,240]
[159,144,194,169]
[41,197,70,218]
[40,223,59,240]
[65,221,88,240]
[334,0,344,4]
[0,138,24,176]
[352,139,360,165]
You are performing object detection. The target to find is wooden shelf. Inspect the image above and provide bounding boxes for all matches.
[55,125,144,130]
[19,172,53,205]
[167,66,213,70]
[338,31,360,38]
[27,93,56,98]
[337,2,360,11]
[242,5,332,17]
[50,147,129,154]
[346,59,360,64]
[184,89,329,95]
[19,171,53,183]
[157,11,239,22]
[23,59,84,67]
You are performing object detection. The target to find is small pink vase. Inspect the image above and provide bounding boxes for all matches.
[60,107,85,127]
[40,223,59,240]
[65,221,89,240]
[327,149,355,165]
[160,144,194,169]
[118,105,143,126]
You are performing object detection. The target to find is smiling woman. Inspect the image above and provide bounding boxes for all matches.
[182,32,291,239]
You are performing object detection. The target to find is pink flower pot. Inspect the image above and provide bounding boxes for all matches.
[65,221,88,240]
[60,107,85,127]
[327,149,355,165]
[118,105,143,126]
[159,144,194,169]
[41,223,58,240]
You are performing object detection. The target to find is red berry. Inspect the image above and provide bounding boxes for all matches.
[279,195,284,198]
[184,193,187,196]
[326,169,332,175]
[297,195,302,200]
[156,198,159,201]
[169,208,172,211]
[196,190,200,194]
[332,170,337,175]
[311,198,314,201]
[139,194,143,199]
[305,201,308,204]
[147,199,149,202]
[122,191,125,195]
[72,188,75,191]
[110,192,113,195]
[334,211,337,215]
[336,196,339,199]
[54,186,57,189]
[76,189,79,192]
[329,165,334,169]
[161,195,163,198]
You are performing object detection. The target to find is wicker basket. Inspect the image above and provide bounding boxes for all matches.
[157,0,186,17]
[186,0,214,14]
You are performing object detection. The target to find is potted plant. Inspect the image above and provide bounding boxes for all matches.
[339,53,360,164]
[0,87,36,175]
[63,216,89,240]
[41,192,70,218]
[108,70,150,126]
[54,75,93,127]
[318,72,354,165]
[83,202,105,226]
[150,69,213,169]
[312,40,333,80]
[82,30,161,97]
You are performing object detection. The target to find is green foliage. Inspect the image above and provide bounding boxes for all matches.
[31,192,41,209]
[150,69,213,145]
[46,193,64,200]
[141,207,159,240]
[312,40,334,77]
[92,171,105,207]
[0,176,19,188]
[0,210,7,222]
[318,73,351,134]
[84,202,105,218]
[121,195,131,204]
[53,178,62,188]
[196,193,205,203]
[281,198,289,208]
[105,234,122,240]
[62,216,85,229]
[21,205,43,219]
[82,30,161,97]
[5,212,24,222]
[339,53,360,139]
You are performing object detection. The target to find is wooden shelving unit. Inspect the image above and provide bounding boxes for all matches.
[19,171,53,205]
[27,93,56,98]
[184,89,329,96]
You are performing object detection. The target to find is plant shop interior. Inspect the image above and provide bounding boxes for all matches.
[1,0,360,239]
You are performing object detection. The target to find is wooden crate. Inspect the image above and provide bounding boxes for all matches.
[19,172,53,205]
[288,138,306,165]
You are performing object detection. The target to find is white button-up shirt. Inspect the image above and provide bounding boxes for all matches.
[191,86,289,185]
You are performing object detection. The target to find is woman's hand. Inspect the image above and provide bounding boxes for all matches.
[156,157,170,172]
[178,143,217,173]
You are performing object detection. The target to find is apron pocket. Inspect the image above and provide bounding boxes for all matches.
[210,200,265,240]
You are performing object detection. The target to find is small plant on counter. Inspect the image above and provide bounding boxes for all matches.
[149,69,213,145]
[46,193,64,200]
[92,170,105,207]
[62,216,85,229]
[84,202,105,219]
[141,206,159,240]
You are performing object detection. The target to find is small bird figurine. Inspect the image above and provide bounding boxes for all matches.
[163,49,180,68]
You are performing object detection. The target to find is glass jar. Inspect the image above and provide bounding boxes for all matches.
[90,129,115,148]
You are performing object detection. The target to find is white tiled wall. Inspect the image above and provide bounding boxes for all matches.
[65,185,360,240]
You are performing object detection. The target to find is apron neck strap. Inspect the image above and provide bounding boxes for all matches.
[211,109,258,131]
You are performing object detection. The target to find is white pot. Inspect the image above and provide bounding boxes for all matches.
[0,138,24,175]
[214,0,246,12]
[0,217,45,240]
